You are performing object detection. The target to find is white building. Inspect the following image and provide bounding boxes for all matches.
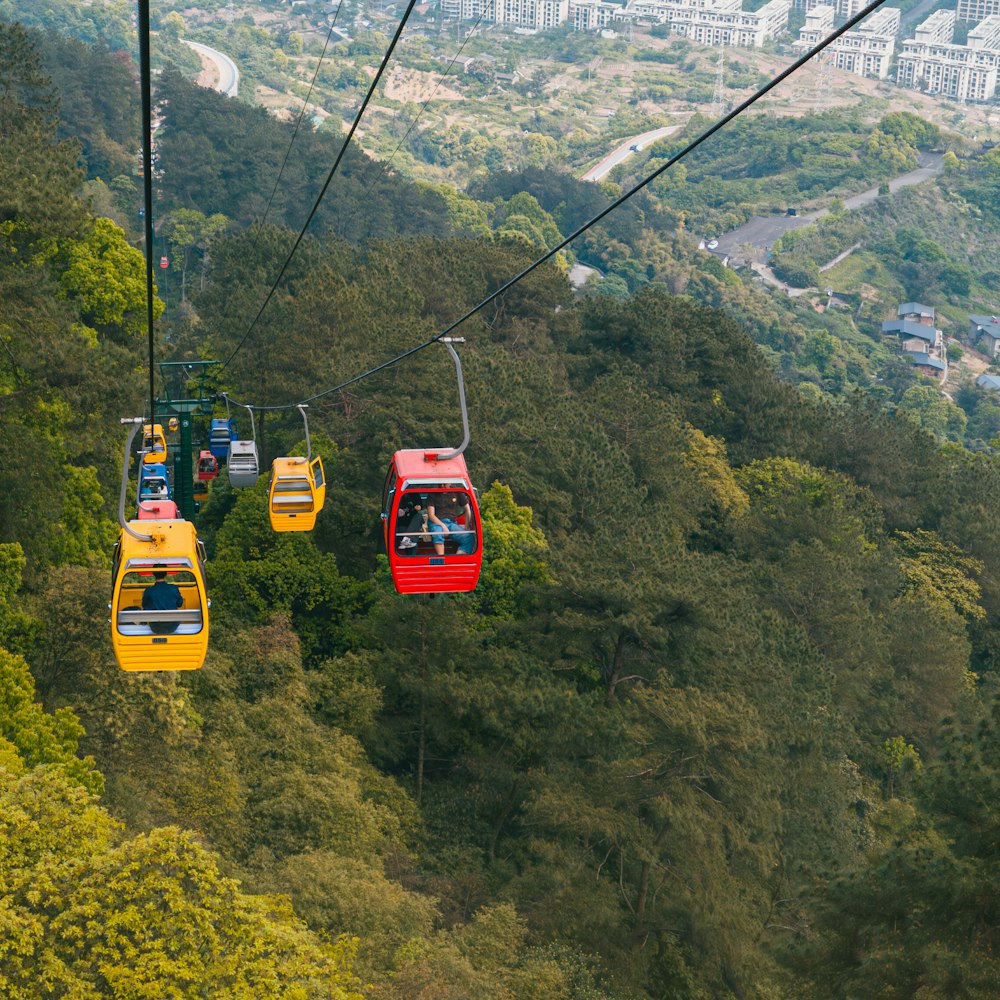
[442,0,567,27]
[913,8,956,44]
[957,0,1000,25]
[897,12,1000,101]
[795,5,899,78]
[450,0,788,42]
[602,0,788,45]
[660,0,790,47]
[497,0,568,28]
[440,0,495,21]
[571,0,621,29]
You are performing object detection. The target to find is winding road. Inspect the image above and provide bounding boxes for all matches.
[711,152,945,261]
[182,39,239,97]
[581,126,682,183]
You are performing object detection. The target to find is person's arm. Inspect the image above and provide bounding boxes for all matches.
[427,504,448,532]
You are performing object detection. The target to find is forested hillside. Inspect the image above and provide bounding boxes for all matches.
[6,15,1000,1000]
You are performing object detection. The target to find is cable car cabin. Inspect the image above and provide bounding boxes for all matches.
[137,499,178,520]
[268,456,325,532]
[142,423,167,464]
[228,440,259,488]
[139,462,171,501]
[192,479,209,503]
[382,450,482,594]
[110,519,209,672]
[197,450,219,482]
[209,418,238,460]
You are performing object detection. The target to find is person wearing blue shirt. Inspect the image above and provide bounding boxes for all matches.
[142,571,183,634]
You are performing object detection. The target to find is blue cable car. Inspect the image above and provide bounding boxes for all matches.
[139,462,171,502]
[209,418,238,460]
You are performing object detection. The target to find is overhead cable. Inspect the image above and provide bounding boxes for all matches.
[342,5,490,218]
[221,0,420,373]
[138,0,157,423]
[239,0,890,411]
[247,1,345,253]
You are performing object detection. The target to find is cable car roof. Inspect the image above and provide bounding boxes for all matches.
[393,449,471,480]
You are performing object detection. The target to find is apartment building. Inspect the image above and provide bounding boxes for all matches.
[441,0,567,27]
[897,12,1000,101]
[501,0,568,27]
[439,0,496,21]
[570,0,620,29]
[957,0,1000,24]
[794,5,899,77]
[661,0,790,47]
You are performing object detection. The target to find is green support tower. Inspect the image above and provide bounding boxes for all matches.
[156,361,219,521]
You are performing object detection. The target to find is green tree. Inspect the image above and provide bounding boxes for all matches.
[56,216,164,340]
[161,11,185,39]
[161,207,228,300]
[898,383,968,442]
[0,644,100,793]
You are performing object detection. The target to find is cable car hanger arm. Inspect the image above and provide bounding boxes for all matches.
[435,338,468,461]
[118,419,155,543]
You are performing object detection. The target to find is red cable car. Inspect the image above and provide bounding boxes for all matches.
[138,499,179,521]
[382,450,482,594]
[197,450,218,482]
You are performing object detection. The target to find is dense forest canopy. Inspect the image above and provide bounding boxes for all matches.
[4,10,1000,999]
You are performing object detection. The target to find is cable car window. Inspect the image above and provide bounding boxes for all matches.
[116,562,203,636]
[121,569,198,587]
[271,476,315,511]
[312,460,324,489]
[394,490,477,556]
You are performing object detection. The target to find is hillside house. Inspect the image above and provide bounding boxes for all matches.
[970,314,1000,357]
[898,302,936,325]
[882,302,947,377]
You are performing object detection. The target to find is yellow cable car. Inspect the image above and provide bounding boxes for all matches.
[142,423,167,464]
[268,456,325,532]
[110,518,209,672]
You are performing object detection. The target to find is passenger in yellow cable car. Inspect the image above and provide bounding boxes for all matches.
[111,519,209,671]
[141,571,183,634]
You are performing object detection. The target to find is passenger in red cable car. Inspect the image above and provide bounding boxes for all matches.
[197,450,218,482]
[396,499,426,553]
[382,450,482,593]
[427,492,475,555]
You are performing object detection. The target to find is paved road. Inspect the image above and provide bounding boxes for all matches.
[182,39,239,97]
[569,262,602,288]
[581,126,682,183]
[712,152,945,261]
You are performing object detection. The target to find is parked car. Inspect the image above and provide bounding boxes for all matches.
[706,239,719,251]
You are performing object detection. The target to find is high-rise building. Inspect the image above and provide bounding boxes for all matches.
[897,12,1000,101]
[571,0,620,29]
[795,5,899,77]
[957,0,1000,25]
